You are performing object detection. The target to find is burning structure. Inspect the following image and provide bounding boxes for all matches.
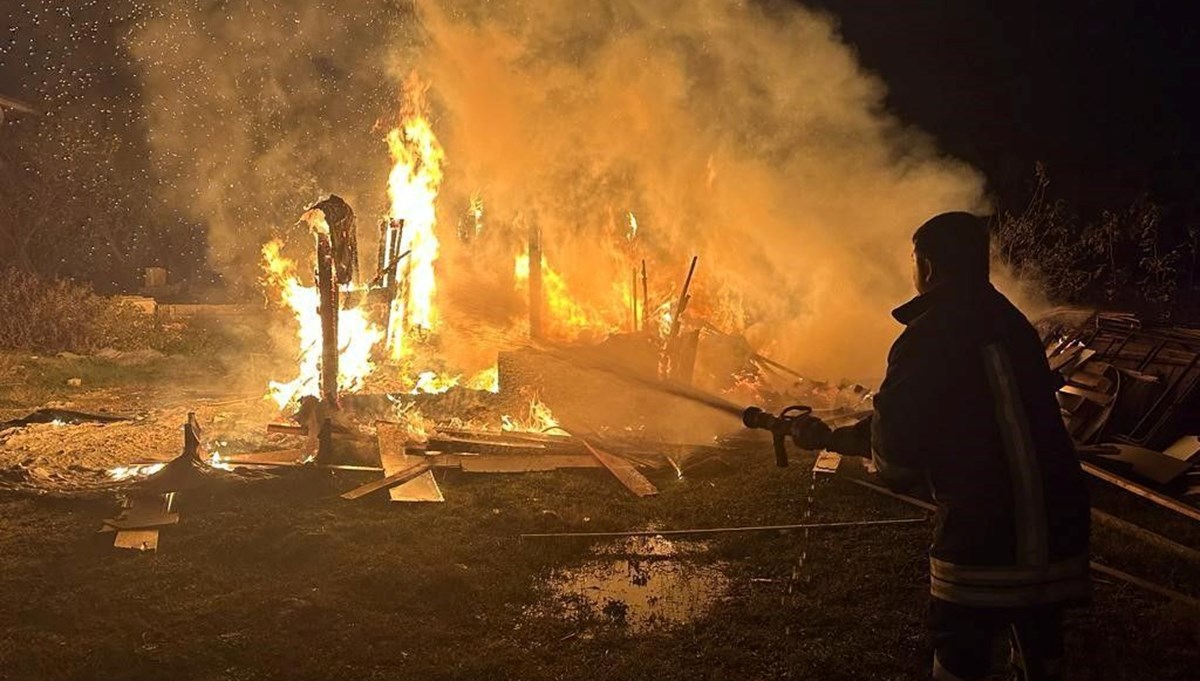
[250,72,871,490]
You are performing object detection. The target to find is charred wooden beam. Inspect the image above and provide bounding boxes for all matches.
[641,259,649,333]
[340,461,432,500]
[316,233,340,409]
[528,220,543,340]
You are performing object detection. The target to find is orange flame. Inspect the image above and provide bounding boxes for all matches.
[501,396,560,433]
[385,73,445,360]
[261,240,384,409]
[514,248,622,340]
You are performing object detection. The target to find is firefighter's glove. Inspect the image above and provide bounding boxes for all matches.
[789,415,832,451]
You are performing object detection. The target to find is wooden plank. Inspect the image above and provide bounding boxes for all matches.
[439,428,576,446]
[1081,461,1200,523]
[1067,370,1108,389]
[1048,345,1083,372]
[417,438,589,457]
[221,449,308,466]
[380,445,444,502]
[340,462,432,500]
[579,439,658,497]
[114,530,159,551]
[846,473,1200,608]
[100,512,179,532]
[1058,384,1114,406]
[266,423,309,436]
[1089,561,1200,609]
[813,451,842,475]
[460,453,601,473]
[1091,508,1200,566]
[1163,435,1200,462]
[391,471,444,502]
[1093,444,1193,485]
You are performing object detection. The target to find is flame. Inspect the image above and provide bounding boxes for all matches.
[515,249,620,340]
[655,300,674,338]
[109,463,166,480]
[470,193,485,237]
[501,396,560,433]
[261,240,384,409]
[301,208,331,235]
[627,211,638,241]
[385,73,445,360]
[465,366,500,393]
[390,401,437,443]
[412,370,459,394]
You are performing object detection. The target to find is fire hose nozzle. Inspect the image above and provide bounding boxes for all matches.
[742,404,812,468]
[741,406,773,430]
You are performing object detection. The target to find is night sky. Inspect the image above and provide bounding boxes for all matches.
[1,1,1196,277]
[810,0,1199,211]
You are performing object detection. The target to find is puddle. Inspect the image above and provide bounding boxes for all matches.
[535,536,730,632]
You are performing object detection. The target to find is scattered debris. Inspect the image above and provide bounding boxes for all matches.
[103,492,175,552]
[577,437,659,498]
[0,408,131,431]
[1078,460,1200,523]
[1042,311,1200,520]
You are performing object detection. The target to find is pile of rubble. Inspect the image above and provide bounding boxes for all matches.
[1041,310,1200,521]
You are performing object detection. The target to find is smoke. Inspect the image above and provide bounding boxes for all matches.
[130,0,987,381]
[417,0,985,380]
[128,2,418,289]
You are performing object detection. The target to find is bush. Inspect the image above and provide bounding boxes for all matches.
[994,164,1185,317]
[0,268,158,353]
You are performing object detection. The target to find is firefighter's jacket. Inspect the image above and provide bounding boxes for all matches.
[830,282,1091,608]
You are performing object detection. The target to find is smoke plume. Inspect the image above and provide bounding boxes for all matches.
[131,0,987,381]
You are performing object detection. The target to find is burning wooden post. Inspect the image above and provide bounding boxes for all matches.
[316,233,340,409]
[667,255,697,343]
[641,259,648,333]
[663,256,699,381]
[631,268,639,332]
[377,218,405,341]
[528,221,544,340]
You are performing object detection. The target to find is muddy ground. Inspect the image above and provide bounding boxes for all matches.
[2,352,1199,681]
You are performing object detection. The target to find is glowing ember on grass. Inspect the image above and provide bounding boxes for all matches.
[108,463,166,481]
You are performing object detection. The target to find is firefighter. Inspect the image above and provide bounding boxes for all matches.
[791,212,1090,680]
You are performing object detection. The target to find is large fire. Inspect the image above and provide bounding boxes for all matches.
[260,72,683,413]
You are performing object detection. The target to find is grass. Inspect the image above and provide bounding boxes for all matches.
[0,451,1198,681]
[1,362,1199,680]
